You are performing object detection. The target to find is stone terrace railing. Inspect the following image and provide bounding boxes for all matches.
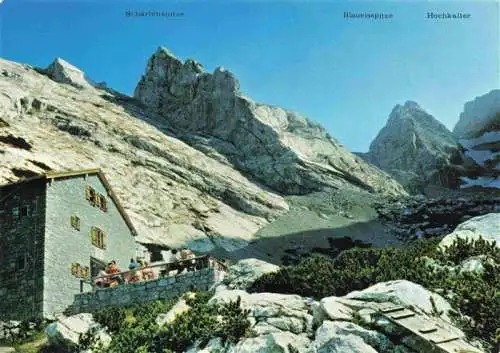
[66,256,226,314]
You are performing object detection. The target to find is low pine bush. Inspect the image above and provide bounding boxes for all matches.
[249,236,499,351]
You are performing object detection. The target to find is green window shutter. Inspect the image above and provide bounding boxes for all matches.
[102,231,107,250]
[85,186,92,201]
[91,227,98,246]
[71,263,79,276]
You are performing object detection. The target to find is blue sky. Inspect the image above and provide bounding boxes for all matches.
[1,0,498,152]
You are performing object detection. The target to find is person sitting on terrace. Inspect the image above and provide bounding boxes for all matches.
[126,257,140,283]
[94,268,110,289]
[129,258,139,270]
[178,248,196,272]
[160,249,179,277]
[108,260,123,287]
[185,249,196,272]
[141,261,155,281]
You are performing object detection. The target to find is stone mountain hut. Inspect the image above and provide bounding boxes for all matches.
[0,169,139,320]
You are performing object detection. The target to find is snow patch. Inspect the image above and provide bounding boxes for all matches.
[464,149,499,166]
[459,131,500,149]
[460,176,500,189]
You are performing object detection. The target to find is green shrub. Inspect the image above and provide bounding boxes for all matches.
[151,293,250,352]
[87,291,250,353]
[249,236,499,351]
[92,307,126,334]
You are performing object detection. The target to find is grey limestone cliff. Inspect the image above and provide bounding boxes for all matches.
[134,47,406,197]
[359,101,462,192]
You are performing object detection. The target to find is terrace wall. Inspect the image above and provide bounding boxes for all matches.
[67,267,224,314]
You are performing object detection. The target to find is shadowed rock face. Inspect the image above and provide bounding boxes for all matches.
[454,89,500,139]
[134,47,406,197]
[0,49,406,254]
[360,101,462,192]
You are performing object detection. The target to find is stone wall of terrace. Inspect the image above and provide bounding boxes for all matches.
[67,267,224,314]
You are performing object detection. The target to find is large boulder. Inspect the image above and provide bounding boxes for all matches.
[45,313,111,348]
[227,332,313,353]
[343,280,453,322]
[209,289,314,337]
[439,213,500,249]
[314,321,389,353]
[223,258,280,290]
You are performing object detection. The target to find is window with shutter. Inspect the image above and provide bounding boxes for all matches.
[90,227,107,250]
[70,216,80,231]
[85,186,92,201]
[81,266,89,279]
[100,195,108,212]
[71,263,80,276]
[91,227,98,246]
[101,232,107,250]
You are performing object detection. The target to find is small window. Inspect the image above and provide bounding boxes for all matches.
[80,266,89,279]
[70,216,80,231]
[90,226,107,250]
[85,185,97,206]
[12,207,19,218]
[71,263,90,279]
[71,262,80,276]
[98,195,107,212]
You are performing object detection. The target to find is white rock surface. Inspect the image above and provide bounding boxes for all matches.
[439,213,500,250]
[209,289,314,338]
[45,313,110,347]
[314,321,381,353]
[228,332,313,353]
[317,297,354,321]
[344,280,454,322]
[223,258,280,289]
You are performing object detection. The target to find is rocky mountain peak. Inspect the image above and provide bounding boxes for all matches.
[42,57,91,89]
[133,47,406,196]
[403,100,421,109]
[361,101,460,192]
[387,100,427,125]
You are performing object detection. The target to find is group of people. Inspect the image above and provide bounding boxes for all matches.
[92,248,199,289]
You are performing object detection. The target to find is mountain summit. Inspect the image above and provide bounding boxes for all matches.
[133,47,405,196]
[359,101,461,192]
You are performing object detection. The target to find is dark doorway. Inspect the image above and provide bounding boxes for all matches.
[90,257,106,279]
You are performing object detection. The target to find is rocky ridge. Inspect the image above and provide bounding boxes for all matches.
[0,50,406,253]
[134,47,406,197]
[358,101,462,192]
